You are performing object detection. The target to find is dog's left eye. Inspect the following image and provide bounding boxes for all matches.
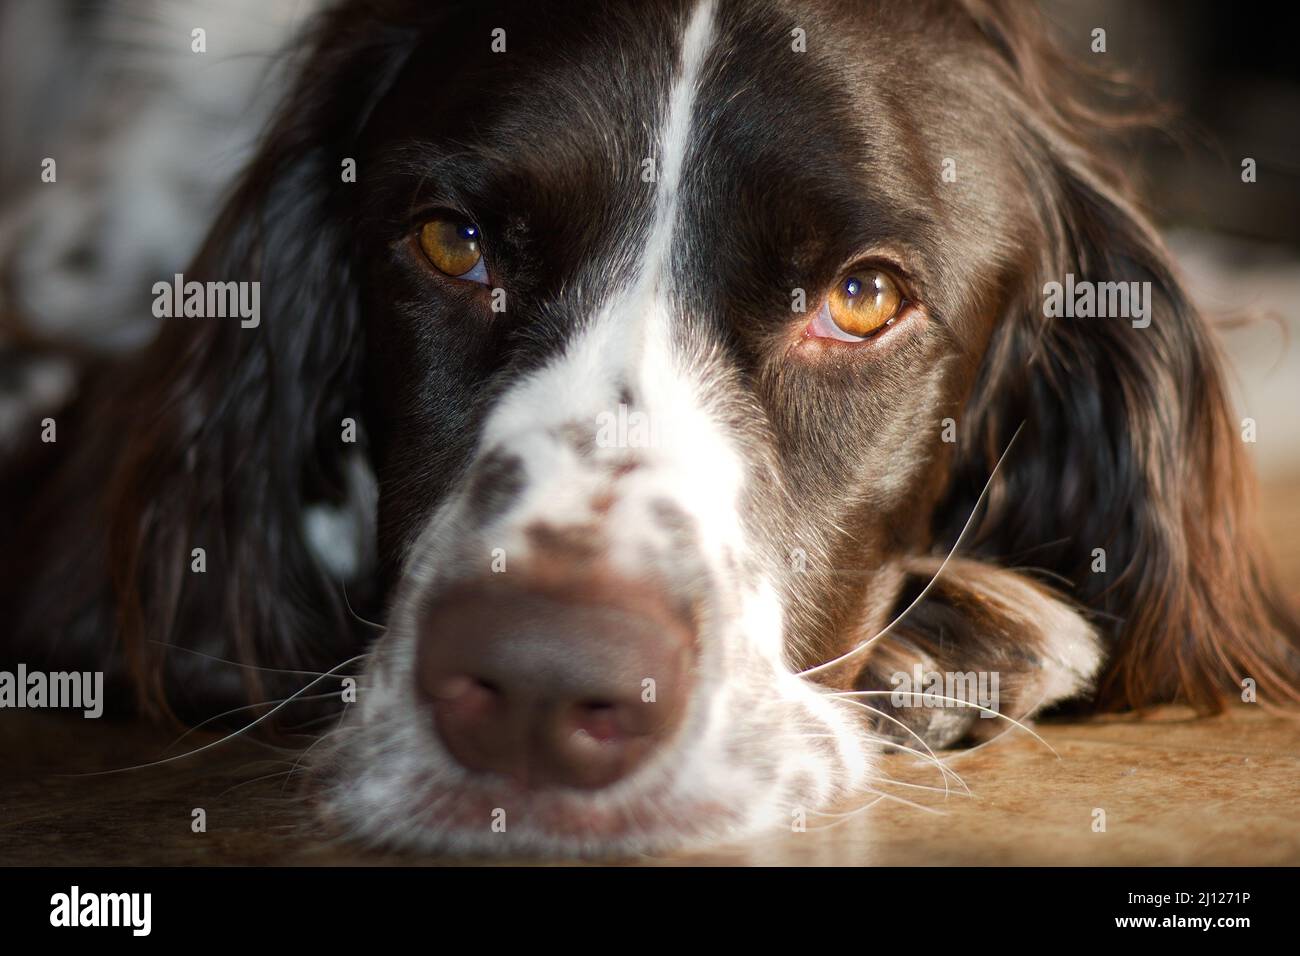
[807,267,908,342]
[418,215,489,283]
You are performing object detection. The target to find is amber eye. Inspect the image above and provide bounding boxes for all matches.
[418,216,484,279]
[826,268,903,338]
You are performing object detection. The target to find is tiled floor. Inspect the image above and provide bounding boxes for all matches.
[3,478,1297,867]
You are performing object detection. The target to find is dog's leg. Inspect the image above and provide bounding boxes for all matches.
[853,557,1103,749]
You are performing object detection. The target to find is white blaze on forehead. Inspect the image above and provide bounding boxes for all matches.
[484,0,720,444]
[636,0,717,294]
[573,0,717,383]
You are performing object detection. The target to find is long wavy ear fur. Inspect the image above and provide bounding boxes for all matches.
[1,4,423,718]
[939,0,1300,712]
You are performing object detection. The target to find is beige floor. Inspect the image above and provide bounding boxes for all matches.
[2,702,1296,866]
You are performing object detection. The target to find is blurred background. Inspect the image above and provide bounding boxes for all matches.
[1047,0,1300,245]
[1045,0,1300,490]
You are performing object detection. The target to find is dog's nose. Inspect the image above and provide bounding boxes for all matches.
[415,579,695,790]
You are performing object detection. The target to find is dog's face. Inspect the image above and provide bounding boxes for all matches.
[306,0,1067,854]
[23,0,1290,859]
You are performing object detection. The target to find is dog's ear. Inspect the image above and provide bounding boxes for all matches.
[108,9,427,716]
[6,8,422,718]
[937,6,1300,713]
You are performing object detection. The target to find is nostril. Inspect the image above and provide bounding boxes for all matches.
[573,700,622,742]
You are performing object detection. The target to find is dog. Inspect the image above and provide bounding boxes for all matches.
[2,0,1297,857]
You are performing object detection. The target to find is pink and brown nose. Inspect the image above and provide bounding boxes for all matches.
[415,578,695,790]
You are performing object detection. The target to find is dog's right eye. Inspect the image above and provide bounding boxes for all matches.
[418,215,489,283]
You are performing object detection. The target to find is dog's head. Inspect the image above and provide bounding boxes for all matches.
[69,0,1296,855]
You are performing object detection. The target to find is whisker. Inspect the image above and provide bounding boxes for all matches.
[62,655,368,777]
[799,421,1024,679]
[940,690,1053,763]
[284,704,353,792]
[163,692,344,754]
[872,775,973,796]
[341,580,386,632]
[146,641,344,679]
[214,766,300,800]
[831,695,970,795]
[802,794,884,824]
[804,787,947,831]
[831,689,1059,757]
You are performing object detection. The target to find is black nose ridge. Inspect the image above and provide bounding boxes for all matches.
[415,578,695,790]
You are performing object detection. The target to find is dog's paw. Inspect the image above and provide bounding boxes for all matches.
[854,557,1104,750]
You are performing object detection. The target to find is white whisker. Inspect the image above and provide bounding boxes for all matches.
[163,692,344,754]
[64,655,368,777]
[146,641,344,678]
[832,689,1059,757]
[832,695,970,795]
[800,422,1024,679]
